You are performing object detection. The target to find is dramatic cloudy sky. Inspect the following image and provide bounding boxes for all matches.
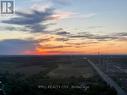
[0,0,127,55]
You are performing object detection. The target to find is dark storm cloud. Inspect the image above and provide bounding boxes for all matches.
[56,31,70,36]
[55,30,119,41]
[71,32,94,38]
[66,41,98,46]
[39,45,71,49]
[55,30,127,42]
[91,35,118,41]
[55,28,71,36]
[26,24,48,33]
[114,32,127,36]
[1,8,55,33]
[0,39,37,55]
[55,37,69,41]
[70,32,119,41]
[37,38,52,42]
[65,41,98,48]
[113,32,127,41]
[2,9,54,25]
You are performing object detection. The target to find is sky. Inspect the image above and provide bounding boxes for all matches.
[0,0,127,55]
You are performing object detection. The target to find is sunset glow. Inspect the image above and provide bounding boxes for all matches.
[0,0,127,55]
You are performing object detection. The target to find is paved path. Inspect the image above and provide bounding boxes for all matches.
[85,57,127,95]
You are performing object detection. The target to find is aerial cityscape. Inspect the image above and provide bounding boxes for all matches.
[0,0,127,95]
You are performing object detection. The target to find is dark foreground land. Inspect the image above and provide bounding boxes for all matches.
[89,55,127,93]
[0,55,126,95]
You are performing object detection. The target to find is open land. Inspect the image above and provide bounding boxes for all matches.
[0,55,126,95]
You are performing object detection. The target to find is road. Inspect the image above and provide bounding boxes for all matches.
[84,57,127,95]
[113,65,127,74]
